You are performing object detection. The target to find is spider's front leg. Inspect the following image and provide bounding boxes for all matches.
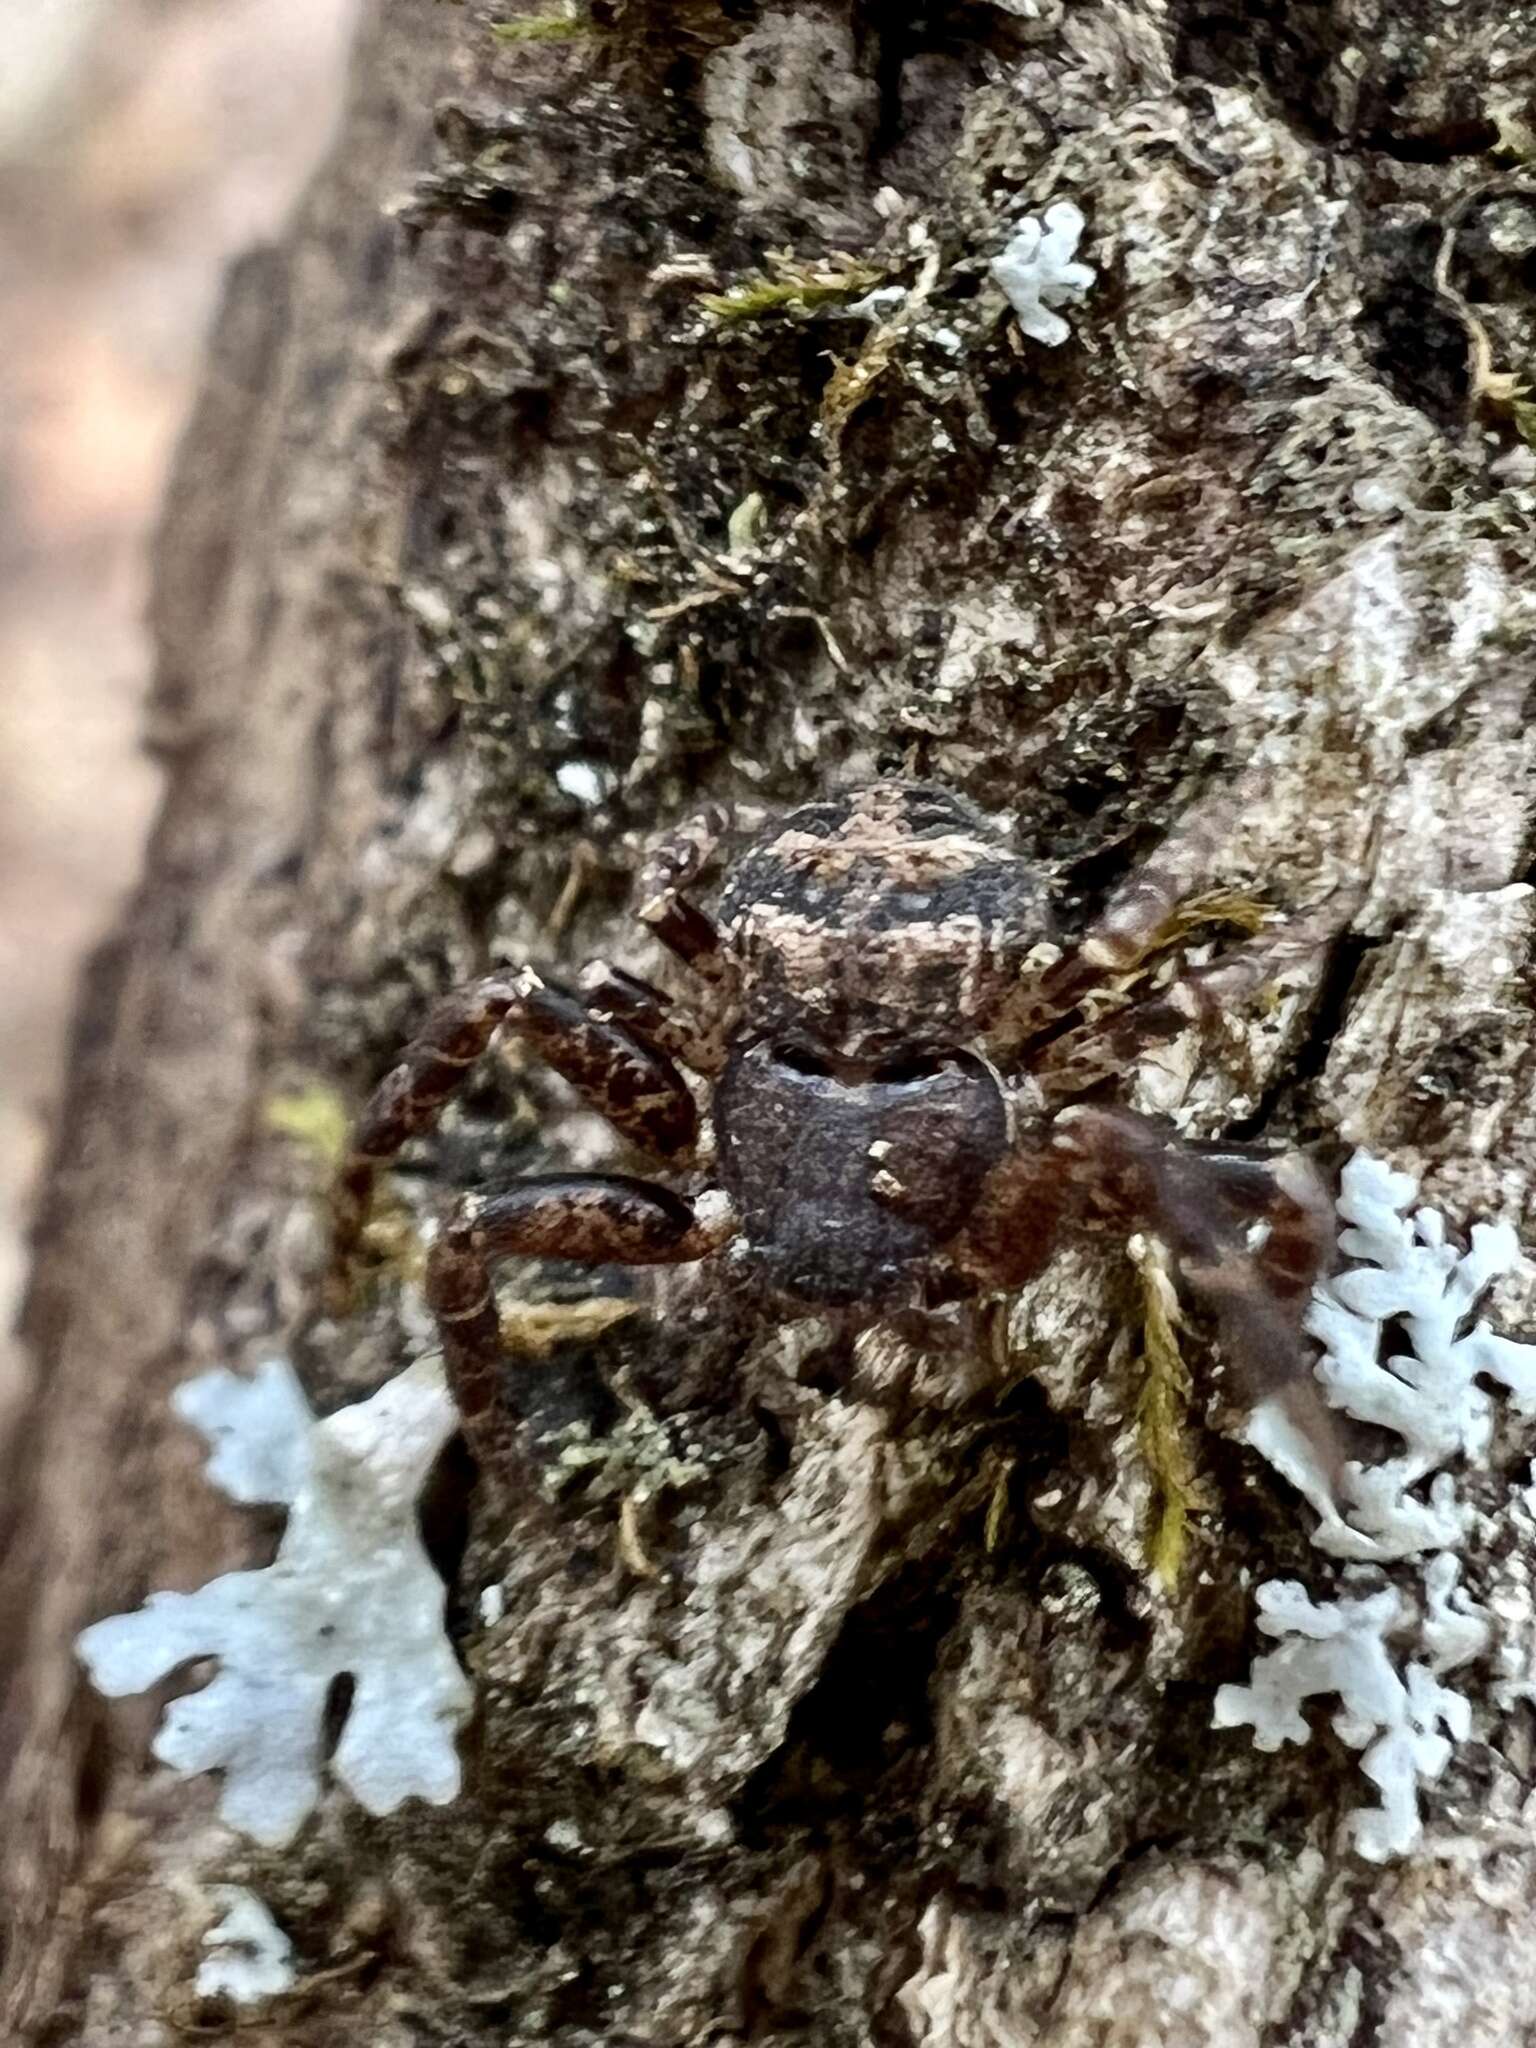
[985,801,1247,1052]
[428,1176,736,1486]
[987,795,1368,1065]
[1030,891,1353,1102]
[329,966,700,1298]
[953,1103,1345,1479]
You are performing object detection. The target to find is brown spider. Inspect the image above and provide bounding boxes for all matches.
[332,780,1348,1484]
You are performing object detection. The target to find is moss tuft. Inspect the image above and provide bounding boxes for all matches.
[491,8,598,43]
[1152,888,1273,949]
[265,1084,351,1171]
[697,250,884,324]
[1129,1234,1213,1589]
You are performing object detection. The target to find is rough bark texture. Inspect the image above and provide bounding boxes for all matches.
[5,0,1536,2041]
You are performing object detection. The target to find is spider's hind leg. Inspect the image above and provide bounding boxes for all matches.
[1053,1103,1346,1481]
[1071,797,1242,977]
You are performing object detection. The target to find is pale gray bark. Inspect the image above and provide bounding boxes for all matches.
[5,1,1536,2041]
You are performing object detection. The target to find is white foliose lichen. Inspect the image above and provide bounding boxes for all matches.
[171,1355,313,1506]
[989,201,1096,346]
[1213,1555,1491,1860]
[196,1885,296,2005]
[1245,1151,1536,1561]
[1220,1150,1536,1857]
[76,1354,471,1847]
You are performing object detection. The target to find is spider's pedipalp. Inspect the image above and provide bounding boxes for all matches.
[636,803,731,981]
[578,958,730,1076]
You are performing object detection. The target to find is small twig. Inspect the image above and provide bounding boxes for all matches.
[545,839,598,941]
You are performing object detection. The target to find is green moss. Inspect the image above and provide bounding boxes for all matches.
[265,1084,351,1171]
[1153,887,1272,946]
[491,8,598,43]
[697,252,884,324]
[1130,1236,1213,1590]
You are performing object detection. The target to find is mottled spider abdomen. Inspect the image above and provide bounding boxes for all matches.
[715,1040,1009,1307]
[717,781,1055,1063]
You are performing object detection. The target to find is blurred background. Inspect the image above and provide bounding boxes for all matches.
[0,0,359,1420]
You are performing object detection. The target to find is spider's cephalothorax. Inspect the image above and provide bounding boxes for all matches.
[717,781,1056,1061]
[332,779,1350,1482]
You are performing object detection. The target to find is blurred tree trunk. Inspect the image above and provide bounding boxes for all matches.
[5,1,1536,2041]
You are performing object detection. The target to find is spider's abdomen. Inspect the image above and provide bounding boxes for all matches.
[714,1040,1009,1308]
[717,781,1053,1062]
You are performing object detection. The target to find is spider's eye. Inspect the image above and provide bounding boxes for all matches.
[872,1052,950,1085]
[775,1044,834,1077]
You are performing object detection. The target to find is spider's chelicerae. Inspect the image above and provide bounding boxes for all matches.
[333,780,1347,1481]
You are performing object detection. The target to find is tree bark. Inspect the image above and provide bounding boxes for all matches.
[5,1,1536,2041]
